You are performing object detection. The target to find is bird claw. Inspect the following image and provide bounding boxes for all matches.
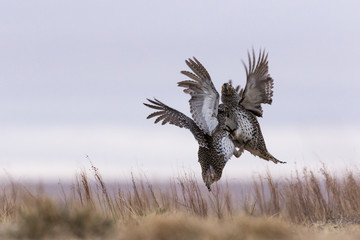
[233,146,244,158]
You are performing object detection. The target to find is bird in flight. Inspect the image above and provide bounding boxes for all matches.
[221,50,285,164]
[144,50,284,191]
[144,58,241,191]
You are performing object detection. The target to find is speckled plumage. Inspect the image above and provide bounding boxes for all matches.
[221,50,285,164]
[144,57,240,191]
[230,103,284,163]
[198,109,236,190]
[144,99,236,191]
[145,51,284,191]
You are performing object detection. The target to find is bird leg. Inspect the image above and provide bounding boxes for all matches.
[233,149,242,158]
[233,144,244,158]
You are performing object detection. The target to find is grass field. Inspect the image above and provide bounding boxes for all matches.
[1,164,360,239]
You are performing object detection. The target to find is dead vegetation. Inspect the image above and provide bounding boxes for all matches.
[1,164,360,239]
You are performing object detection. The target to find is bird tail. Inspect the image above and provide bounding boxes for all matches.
[246,146,286,164]
[261,152,286,164]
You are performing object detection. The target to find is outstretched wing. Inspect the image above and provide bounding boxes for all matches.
[178,57,219,136]
[144,98,207,148]
[240,49,274,117]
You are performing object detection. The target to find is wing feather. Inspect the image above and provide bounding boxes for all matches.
[144,98,207,147]
[240,49,274,117]
[178,57,219,135]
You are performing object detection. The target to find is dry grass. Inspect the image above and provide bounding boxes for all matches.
[1,164,360,239]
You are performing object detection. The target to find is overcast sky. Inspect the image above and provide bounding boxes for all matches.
[1,1,359,181]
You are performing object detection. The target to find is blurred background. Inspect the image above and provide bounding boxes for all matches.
[1,0,359,181]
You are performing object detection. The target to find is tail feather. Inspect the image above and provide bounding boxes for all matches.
[246,146,286,164]
[265,153,286,164]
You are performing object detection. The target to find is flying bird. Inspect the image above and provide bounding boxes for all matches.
[144,58,241,191]
[221,49,285,164]
[145,51,285,191]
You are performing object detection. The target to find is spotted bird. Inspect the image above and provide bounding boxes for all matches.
[221,49,285,164]
[144,58,241,191]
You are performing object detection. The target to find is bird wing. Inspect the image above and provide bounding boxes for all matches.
[144,98,208,148]
[235,84,244,99]
[240,49,274,117]
[178,57,219,136]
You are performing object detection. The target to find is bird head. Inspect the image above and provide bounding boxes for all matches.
[221,81,233,94]
[221,81,240,107]
[203,165,221,191]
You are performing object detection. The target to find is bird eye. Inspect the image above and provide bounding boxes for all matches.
[227,84,231,90]
[221,87,224,92]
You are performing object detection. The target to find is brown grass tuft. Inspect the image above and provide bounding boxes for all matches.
[1,165,360,239]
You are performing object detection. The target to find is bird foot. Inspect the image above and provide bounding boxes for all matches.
[233,146,244,158]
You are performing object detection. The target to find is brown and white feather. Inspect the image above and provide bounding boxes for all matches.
[178,57,220,136]
[144,98,208,148]
[240,49,274,117]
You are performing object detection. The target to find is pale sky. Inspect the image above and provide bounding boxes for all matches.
[0,1,359,181]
